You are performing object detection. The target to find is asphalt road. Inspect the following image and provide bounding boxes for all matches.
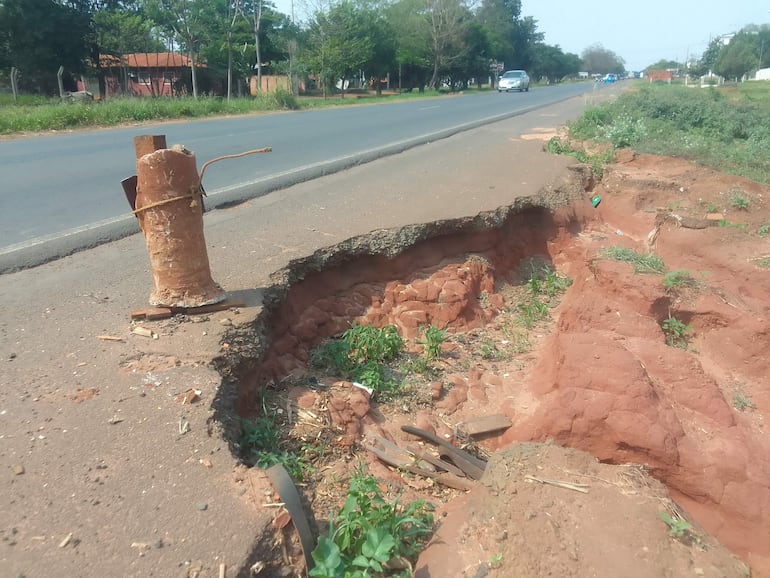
[0,82,602,272]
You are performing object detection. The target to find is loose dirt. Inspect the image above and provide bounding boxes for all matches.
[234,148,769,577]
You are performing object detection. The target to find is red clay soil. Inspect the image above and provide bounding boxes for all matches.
[247,150,770,577]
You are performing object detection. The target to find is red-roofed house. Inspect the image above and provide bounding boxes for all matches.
[80,52,202,97]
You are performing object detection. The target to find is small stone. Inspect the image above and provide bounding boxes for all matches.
[197,502,208,511]
[525,511,537,520]
[219,318,233,327]
[496,530,508,542]
[13,465,25,475]
[693,569,704,576]
[236,487,247,496]
[153,539,164,549]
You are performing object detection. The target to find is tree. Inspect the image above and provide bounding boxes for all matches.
[425,0,472,89]
[714,32,756,80]
[0,0,92,93]
[530,43,580,84]
[304,0,373,97]
[144,0,214,97]
[387,0,432,91]
[475,0,521,69]
[645,58,680,72]
[581,43,625,75]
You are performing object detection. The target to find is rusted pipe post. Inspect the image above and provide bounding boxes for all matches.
[133,135,225,307]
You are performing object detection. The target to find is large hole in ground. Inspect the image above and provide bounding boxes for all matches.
[214,174,770,577]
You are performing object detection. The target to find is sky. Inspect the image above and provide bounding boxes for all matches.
[270,0,769,72]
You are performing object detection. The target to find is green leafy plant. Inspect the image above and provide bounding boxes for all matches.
[516,300,549,328]
[601,246,666,274]
[663,269,698,292]
[758,223,770,237]
[240,416,310,480]
[661,315,693,348]
[489,552,504,569]
[479,340,504,361]
[733,391,757,412]
[702,202,720,214]
[755,257,770,268]
[729,192,750,211]
[310,469,434,577]
[660,512,694,542]
[417,325,447,362]
[311,324,404,393]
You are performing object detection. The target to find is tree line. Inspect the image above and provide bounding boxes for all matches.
[1,0,625,98]
[646,24,769,81]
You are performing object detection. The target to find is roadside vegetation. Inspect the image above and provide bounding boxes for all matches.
[556,83,770,184]
[0,87,469,135]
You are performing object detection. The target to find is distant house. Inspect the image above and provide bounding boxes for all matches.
[646,70,673,83]
[79,52,201,97]
[754,68,770,81]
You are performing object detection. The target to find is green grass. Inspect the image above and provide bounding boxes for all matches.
[545,136,615,177]
[601,246,666,274]
[566,83,770,184]
[240,415,312,480]
[663,269,698,292]
[310,323,404,394]
[0,88,460,135]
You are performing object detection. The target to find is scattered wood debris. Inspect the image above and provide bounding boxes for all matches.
[457,414,512,437]
[131,326,158,339]
[130,299,246,321]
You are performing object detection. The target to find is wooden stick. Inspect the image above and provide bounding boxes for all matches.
[525,475,589,493]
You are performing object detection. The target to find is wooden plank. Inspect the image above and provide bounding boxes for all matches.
[459,414,512,437]
[131,307,173,321]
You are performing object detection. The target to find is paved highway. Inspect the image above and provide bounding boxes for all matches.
[0,82,602,271]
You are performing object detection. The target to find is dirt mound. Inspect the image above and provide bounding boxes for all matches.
[416,442,748,578]
[232,152,770,577]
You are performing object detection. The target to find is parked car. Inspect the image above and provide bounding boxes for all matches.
[602,73,617,83]
[498,70,530,92]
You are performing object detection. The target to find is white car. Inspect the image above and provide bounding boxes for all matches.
[498,70,530,92]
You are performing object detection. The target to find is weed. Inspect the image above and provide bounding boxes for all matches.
[716,220,748,230]
[729,192,750,211]
[516,300,549,328]
[662,270,698,292]
[660,512,695,542]
[240,416,310,480]
[310,468,433,577]
[758,223,770,237]
[733,392,757,411]
[417,325,447,362]
[756,258,770,268]
[489,552,504,569]
[601,246,666,274]
[479,340,505,360]
[565,84,770,185]
[545,137,614,177]
[703,202,720,213]
[310,323,404,393]
[661,315,693,348]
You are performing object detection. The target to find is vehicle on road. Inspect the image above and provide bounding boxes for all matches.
[603,73,617,83]
[498,70,530,92]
